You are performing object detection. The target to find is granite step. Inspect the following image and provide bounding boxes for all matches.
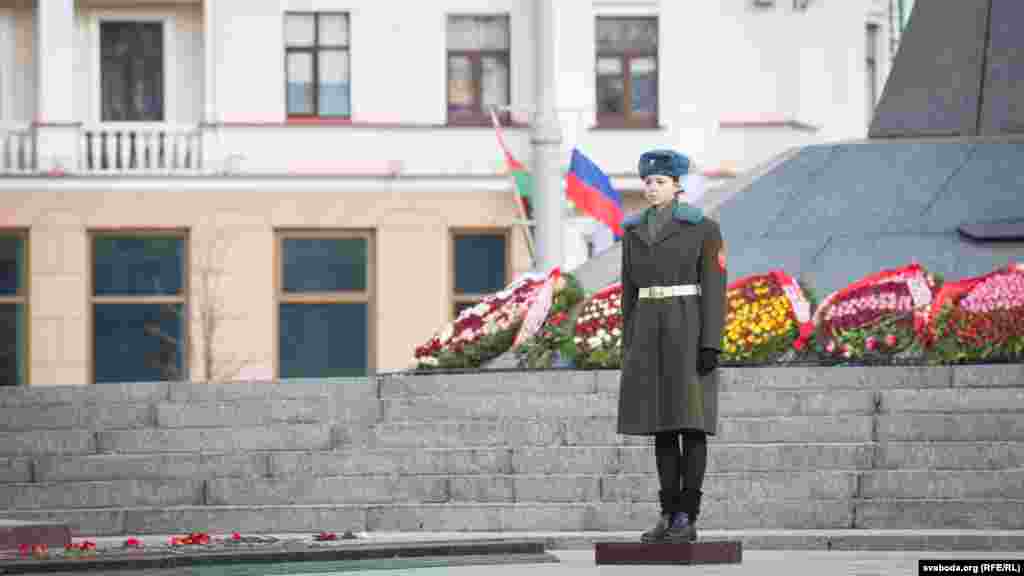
[2,388,1019,433]
[0,379,376,409]
[377,365,1024,397]
[379,390,877,421]
[203,471,862,506]
[5,499,1023,536]
[362,415,876,448]
[12,442,1023,484]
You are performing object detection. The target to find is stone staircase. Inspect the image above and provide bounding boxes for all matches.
[0,365,1022,537]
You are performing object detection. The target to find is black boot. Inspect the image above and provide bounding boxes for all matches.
[666,489,702,543]
[640,490,676,543]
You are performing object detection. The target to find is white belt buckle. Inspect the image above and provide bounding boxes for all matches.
[649,286,664,298]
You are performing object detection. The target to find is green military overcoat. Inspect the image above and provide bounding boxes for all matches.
[617,198,727,436]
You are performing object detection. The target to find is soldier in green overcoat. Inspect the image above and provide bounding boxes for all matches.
[617,149,727,543]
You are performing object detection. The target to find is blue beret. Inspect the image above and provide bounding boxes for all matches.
[638,149,690,179]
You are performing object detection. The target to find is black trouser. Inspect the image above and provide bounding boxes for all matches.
[654,428,707,520]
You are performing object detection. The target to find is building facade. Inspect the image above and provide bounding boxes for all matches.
[0,0,892,386]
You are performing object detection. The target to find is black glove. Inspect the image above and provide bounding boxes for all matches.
[697,348,720,376]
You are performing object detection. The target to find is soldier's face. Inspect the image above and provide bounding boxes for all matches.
[643,174,678,207]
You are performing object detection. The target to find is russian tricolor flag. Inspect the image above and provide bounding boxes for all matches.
[566,148,624,237]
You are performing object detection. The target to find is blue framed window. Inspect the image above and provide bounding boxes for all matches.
[0,232,27,386]
[451,230,508,319]
[277,232,372,378]
[91,233,188,383]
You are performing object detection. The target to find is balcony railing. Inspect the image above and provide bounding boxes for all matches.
[0,124,35,174]
[0,123,205,176]
[80,123,203,174]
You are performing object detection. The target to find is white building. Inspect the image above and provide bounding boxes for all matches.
[0,0,894,386]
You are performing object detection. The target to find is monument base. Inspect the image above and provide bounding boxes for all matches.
[594,540,742,565]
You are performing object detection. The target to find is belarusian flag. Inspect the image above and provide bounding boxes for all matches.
[490,108,534,224]
[490,107,536,263]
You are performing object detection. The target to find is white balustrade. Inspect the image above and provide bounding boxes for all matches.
[0,124,35,175]
[79,123,203,175]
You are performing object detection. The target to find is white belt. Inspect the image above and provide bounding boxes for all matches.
[638,284,701,299]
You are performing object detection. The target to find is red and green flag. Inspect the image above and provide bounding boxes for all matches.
[490,108,536,262]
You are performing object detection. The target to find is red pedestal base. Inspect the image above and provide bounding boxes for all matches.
[594,540,742,565]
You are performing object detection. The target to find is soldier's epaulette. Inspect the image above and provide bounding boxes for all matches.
[672,201,704,224]
[622,210,647,229]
